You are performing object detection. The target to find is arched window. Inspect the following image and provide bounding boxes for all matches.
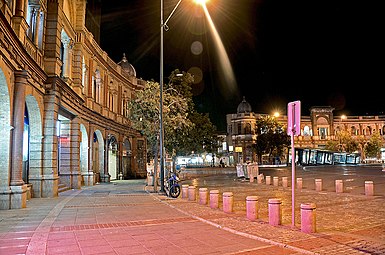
[245,123,251,134]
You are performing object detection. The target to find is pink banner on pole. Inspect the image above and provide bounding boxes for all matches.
[287,100,301,136]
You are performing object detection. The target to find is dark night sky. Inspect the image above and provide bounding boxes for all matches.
[100,0,384,131]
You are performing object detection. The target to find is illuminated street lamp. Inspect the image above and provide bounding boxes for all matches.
[159,0,206,192]
[338,115,346,152]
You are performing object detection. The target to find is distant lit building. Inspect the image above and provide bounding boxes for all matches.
[225,98,385,165]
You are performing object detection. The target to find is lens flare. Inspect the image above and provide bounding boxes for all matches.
[194,0,209,6]
[201,4,238,100]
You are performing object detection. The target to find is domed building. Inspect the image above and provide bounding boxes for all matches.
[237,96,252,114]
[226,98,385,166]
[226,97,261,164]
[118,53,136,77]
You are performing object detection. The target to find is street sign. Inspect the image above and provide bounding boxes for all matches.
[287,100,301,136]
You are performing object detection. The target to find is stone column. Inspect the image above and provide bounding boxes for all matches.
[15,0,26,17]
[42,88,60,198]
[86,125,95,185]
[70,118,81,189]
[10,70,29,208]
[61,37,73,79]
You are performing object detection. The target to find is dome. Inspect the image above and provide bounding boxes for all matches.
[118,53,136,77]
[237,96,252,113]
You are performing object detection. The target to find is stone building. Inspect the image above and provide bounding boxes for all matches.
[226,98,385,164]
[0,1,146,209]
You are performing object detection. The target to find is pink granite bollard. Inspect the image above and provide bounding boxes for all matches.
[301,203,316,233]
[282,177,288,188]
[273,176,279,186]
[257,174,264,184]
[188,186,196,201]
[199,187,208,205]
[297,177,303,190]
[365,181,374,196]
[249,173,255,183]
[266,176,271,185]
[182,184,189,199]
[335,180,343,193]
[268,198,282,226]
[222,192,233,213]
[315,179,322,192]
[210,190,219,209]
[246,196,259,221]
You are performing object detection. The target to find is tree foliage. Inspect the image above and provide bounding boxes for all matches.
[364,132,383,158]
[253,116,290,163]
[127,69,219,161]
[178,112,219,156]
[325,130,359,153]
[127,76,193,159]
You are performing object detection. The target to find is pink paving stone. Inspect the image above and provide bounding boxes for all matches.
[47,238,78,247]
[48,231,76,240]
[80,245,115,255]
[46,244,81,253]
[114,245,151,255]
[0,246,28,255]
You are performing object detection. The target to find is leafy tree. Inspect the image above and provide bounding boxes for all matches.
[326,130,359,153]
[128,69,220,174]
[365,132,383,158]
[127,79,193,160]
[253,116,290,164]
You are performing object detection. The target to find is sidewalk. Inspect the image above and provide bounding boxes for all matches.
[0,176,384,255]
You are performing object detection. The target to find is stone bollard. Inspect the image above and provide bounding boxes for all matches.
[297,177,303,190]
[365,181,374,196]
[282,177,288,188]
[246,196,259,221]
[257,174,264,184]
[266,176,271,185]
[210,190,219,209]
[273,176,279,186]
[301,203,316,233]
[222,192,234,213]
[335,180,343,193]
[199,188,208,205]
[182,184,189,199]
[188,186,196,201]
[315,179,322,192]
[268,198,282,226]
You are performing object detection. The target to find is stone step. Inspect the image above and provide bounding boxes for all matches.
[58,183,70,193]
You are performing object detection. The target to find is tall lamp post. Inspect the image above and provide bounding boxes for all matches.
[159,0,186,192]
[159,0,206,192]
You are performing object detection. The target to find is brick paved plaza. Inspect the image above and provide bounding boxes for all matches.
[0,165,384,254]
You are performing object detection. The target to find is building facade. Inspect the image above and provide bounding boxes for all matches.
[0,0,146,210]
[226,98,385,165]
